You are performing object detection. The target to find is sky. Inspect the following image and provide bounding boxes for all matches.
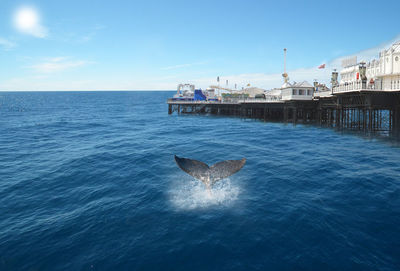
[0,0,399,91]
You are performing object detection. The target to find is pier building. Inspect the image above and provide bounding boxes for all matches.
[333,42,400,93]
[280,81,314,101]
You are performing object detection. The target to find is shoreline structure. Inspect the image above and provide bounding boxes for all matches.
[168,42,400,135]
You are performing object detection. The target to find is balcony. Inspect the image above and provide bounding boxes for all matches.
[332,81,381,93]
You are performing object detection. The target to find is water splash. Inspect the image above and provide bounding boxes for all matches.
[168,176,240,210]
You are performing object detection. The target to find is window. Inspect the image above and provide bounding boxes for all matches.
[396,56,399,62]
[307,89,312,95]
[299,89,304,95]
[292,89,297,95]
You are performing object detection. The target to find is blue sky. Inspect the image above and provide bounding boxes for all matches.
[0,0,399,90]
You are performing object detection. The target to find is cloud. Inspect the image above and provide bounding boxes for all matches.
[0,38,16,50]
[161,61,208,70]
[13,6,48,38]
[30,57,90,73]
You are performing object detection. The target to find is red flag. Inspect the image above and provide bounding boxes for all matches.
[318,64,325,69]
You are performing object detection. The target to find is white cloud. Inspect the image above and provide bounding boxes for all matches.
[13,6,48,38]
[30,57,90,73]
[0,38,16,50]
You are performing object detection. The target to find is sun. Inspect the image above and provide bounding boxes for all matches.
[14,7,40,31]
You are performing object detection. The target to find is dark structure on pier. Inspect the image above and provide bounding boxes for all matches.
[168,91,400,135]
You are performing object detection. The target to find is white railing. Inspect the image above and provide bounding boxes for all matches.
[332,81,381,93]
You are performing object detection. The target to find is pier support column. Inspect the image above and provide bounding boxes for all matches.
[284,107,288,123]
[368,108,373,130]
[264,106,267,121]
[393,106,400,132]
[293,108,297,124]
[335,108,339,128]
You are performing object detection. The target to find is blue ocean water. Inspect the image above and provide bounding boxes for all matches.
[0,91,399,270]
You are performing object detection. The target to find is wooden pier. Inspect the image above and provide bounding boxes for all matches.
[168,91,400,135]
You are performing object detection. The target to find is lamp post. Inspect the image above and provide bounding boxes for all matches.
[331,69,338,88]
[359,62,367,89]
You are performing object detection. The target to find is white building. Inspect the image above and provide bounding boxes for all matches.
[280,81,314,101]
[367,41,400,91]
[265,81,314,101]
[333,41,400,93]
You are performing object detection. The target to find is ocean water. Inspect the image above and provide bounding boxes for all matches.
[0,91,400,271]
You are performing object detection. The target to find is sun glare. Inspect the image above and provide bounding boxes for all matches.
[14,7,39,31]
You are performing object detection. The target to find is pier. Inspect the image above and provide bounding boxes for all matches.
[168,41,400,136]
[168,91,400,135]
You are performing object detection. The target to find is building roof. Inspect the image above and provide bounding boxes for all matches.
[291,81,314,88]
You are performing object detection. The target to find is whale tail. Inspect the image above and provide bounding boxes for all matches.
[174,155,246,189]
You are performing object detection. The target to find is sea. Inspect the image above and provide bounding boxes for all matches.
[0,91,399,271]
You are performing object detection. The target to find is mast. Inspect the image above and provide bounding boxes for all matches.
[282,48,289,84]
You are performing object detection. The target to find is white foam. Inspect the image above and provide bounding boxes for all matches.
[168,176,240,210]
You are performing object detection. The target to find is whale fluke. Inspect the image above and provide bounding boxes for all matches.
[174,155,246,189]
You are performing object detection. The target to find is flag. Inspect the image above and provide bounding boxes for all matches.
[318,64,325,69]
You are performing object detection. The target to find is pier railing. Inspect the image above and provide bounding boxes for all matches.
[332,81,381,93]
